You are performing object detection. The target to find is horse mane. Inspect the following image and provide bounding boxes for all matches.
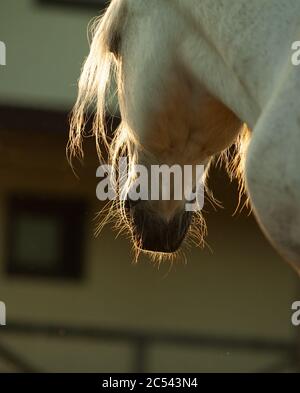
[68,0,130,165]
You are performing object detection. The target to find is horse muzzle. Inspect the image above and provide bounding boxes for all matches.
[125,199,193,253]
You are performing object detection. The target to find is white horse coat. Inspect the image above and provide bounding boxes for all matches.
[70,0,300,273]
[176,0,300,273]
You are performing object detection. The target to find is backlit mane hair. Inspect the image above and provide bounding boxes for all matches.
[68,0,250,262]
[69,0,133,165]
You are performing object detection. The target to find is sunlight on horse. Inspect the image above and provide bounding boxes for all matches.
[69,0,300,274]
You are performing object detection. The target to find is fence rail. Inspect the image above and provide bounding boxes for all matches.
[0,320,298,373]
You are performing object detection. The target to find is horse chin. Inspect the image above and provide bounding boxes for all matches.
[133,232,186,254]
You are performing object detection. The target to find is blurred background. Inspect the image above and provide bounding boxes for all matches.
[0,0,299,373]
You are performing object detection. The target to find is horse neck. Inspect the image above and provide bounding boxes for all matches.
[176,0,300,128]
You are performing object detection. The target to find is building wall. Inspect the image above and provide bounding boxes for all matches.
[0,0,94,109]
[0,128,298,372]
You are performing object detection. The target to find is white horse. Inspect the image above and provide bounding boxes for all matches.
[69,0,300,274]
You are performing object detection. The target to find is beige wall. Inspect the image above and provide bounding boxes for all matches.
[0,0,94,110]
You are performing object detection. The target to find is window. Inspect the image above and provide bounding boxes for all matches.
[6,195,86,279]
